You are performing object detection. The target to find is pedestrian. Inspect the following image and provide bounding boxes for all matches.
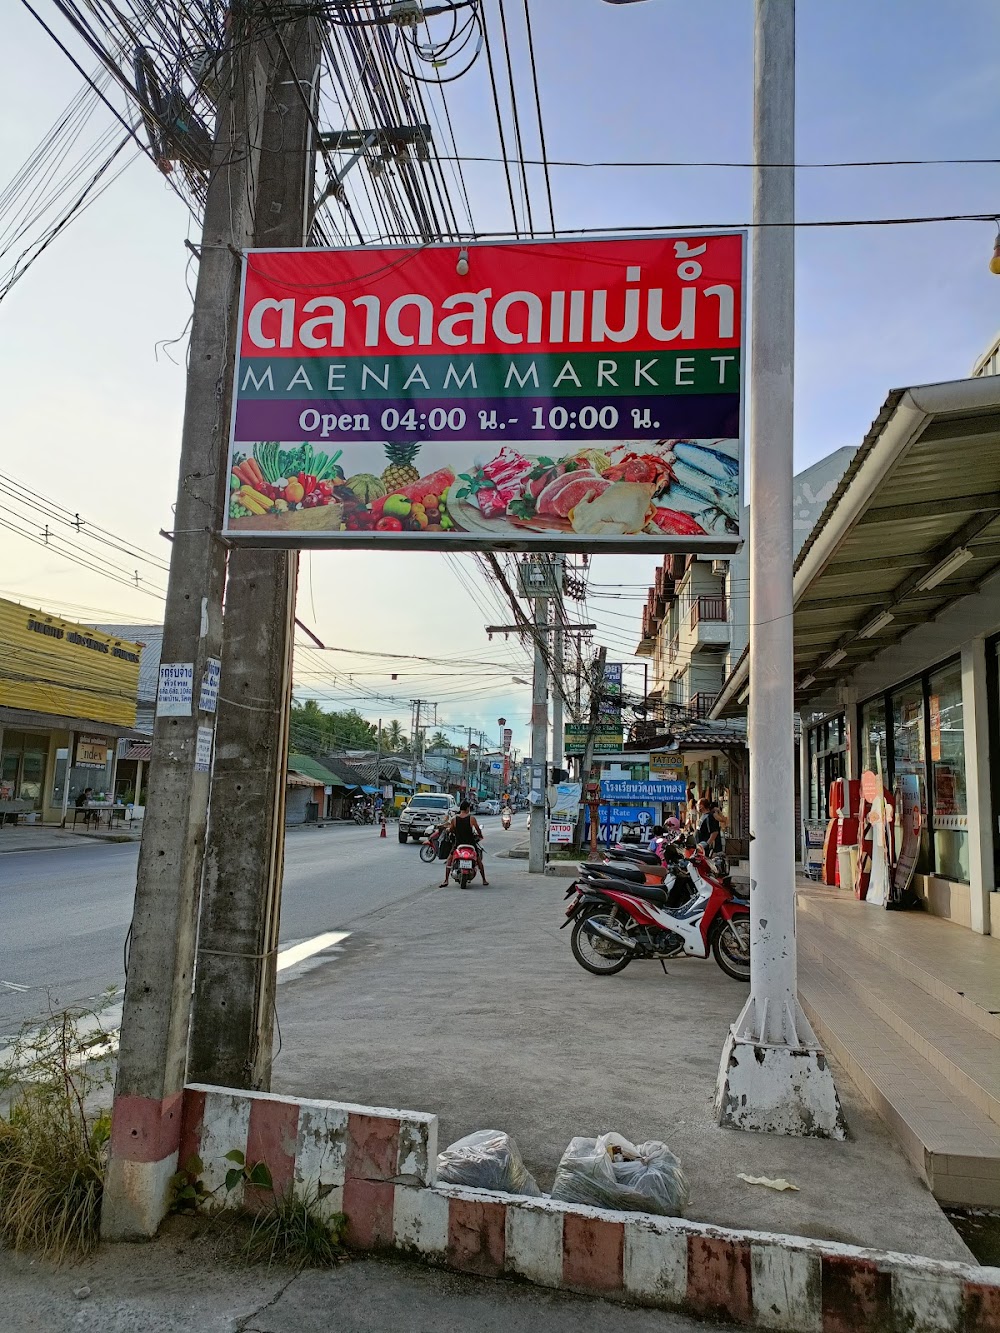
[696,797,721,852]
[75,787,96,827]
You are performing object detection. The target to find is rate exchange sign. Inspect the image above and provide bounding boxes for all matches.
[225,233,744,553]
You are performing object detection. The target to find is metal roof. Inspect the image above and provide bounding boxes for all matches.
[287,753,347,787]
[712,376,1000,717]
[92,624,162,703]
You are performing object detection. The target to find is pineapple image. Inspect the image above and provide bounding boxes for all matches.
[381,440,421,491]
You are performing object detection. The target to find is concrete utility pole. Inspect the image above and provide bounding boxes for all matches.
[550,557,565,777]
[715,0,844,1138]
[528,594,548,873]
[411,699,422,793]
[188,8,320,1092]
[102,28,269,1239]
[573,647,607,852]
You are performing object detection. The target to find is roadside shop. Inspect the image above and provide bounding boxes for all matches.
[712,375,1000,933]
[0,597,145,825]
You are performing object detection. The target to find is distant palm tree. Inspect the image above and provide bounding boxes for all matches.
[427,731,450,751]
[384,719,406,752]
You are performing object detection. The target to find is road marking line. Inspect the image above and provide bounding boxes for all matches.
[0,937,351,1070]
[276,931,350,972]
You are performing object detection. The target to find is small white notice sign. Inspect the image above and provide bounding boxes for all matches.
[157,662,194,717]
[199,657,221,713]
[195,725,214,773]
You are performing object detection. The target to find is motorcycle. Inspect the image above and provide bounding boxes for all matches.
[448,842,479,889]
[352,803,374,826]
[419,824,453,864]
[501,806,512,831]
[561,845,750,982]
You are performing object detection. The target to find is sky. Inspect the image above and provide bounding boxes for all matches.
[2,0,999,754]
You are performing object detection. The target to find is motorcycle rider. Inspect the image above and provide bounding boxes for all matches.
[439,800,489,887]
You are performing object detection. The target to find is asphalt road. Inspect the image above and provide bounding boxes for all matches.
[0,817,514,1037]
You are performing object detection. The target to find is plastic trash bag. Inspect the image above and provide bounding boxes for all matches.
[551,1132,688,1216]
[436,1129,541,1197]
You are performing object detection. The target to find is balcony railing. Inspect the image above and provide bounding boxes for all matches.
[667,633,679,664]
[690,595,728,630]
[689,691,719,718]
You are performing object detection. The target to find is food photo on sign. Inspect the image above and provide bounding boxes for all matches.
[225,234,743,549]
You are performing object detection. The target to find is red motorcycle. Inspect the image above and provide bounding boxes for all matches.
[419,824,452,864]
[562,846,750,982]
[448,843,479,890]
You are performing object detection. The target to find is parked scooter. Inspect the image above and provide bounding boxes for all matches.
[501,805,512,831]
[561,845,750,982]
[419,824,453,864]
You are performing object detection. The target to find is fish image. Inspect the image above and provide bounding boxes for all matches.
[669,465,740,528]
[671,440,739,488]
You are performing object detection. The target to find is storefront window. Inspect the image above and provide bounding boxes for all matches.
[861,697,887,779]
[891,679,930,873]
[806,712,846,821]
[928,660,968,882]
[1,731,50,810]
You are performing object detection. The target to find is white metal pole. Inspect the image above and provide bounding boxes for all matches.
[716,0,843,1138]
[747,0,799,1041]
[61,730,74,828]
[528,595,548,873]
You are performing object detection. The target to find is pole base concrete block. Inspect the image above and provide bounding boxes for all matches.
[715,1028,847,1140]
[100,1153,178,1240]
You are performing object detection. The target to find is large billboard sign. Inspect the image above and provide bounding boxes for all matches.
[0,598,140,728]
[225,233,743,552]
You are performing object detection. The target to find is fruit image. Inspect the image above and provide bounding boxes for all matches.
[375,516,404,531]
[345,473,386,503]
[383,494,411,518]
[381,441,421,490]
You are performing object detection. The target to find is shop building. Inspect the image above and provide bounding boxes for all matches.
[713,374,1000,935]
[0,598,145,823]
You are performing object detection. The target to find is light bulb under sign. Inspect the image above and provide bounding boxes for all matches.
[456,247,469,277]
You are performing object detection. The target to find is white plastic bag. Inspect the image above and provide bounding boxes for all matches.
[550,1132,688,1216]
[436,1130,541,1197]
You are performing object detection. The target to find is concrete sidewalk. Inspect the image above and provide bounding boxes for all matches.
[0,825,140,853]
[0,1222,727,1332]
[272,854,973,1264]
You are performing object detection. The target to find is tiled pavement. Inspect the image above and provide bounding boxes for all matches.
[797,881,1000,1205]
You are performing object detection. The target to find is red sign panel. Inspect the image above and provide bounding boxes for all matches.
[225,233,744,552]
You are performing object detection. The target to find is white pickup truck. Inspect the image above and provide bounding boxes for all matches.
[397,793,457,844]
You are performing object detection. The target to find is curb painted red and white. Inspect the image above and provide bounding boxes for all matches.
[177,1084,1000,1332]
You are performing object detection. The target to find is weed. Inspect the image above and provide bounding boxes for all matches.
[168,1154,214,1214]
[0,1007,114,1259]
[244,1189,346,1269]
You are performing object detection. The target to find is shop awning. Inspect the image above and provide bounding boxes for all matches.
[712,376,1000,717]
[0,705,147,741]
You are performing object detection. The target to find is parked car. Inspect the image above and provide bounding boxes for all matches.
[479,799,500,816]
[397,793,456,843]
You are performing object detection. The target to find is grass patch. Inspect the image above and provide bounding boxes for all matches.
[245,1190,346,1269]
[0,1007,114,1260]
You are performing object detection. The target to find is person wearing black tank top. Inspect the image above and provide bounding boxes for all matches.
[440,800,488,886]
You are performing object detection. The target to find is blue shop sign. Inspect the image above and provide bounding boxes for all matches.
[600,779,687,803]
